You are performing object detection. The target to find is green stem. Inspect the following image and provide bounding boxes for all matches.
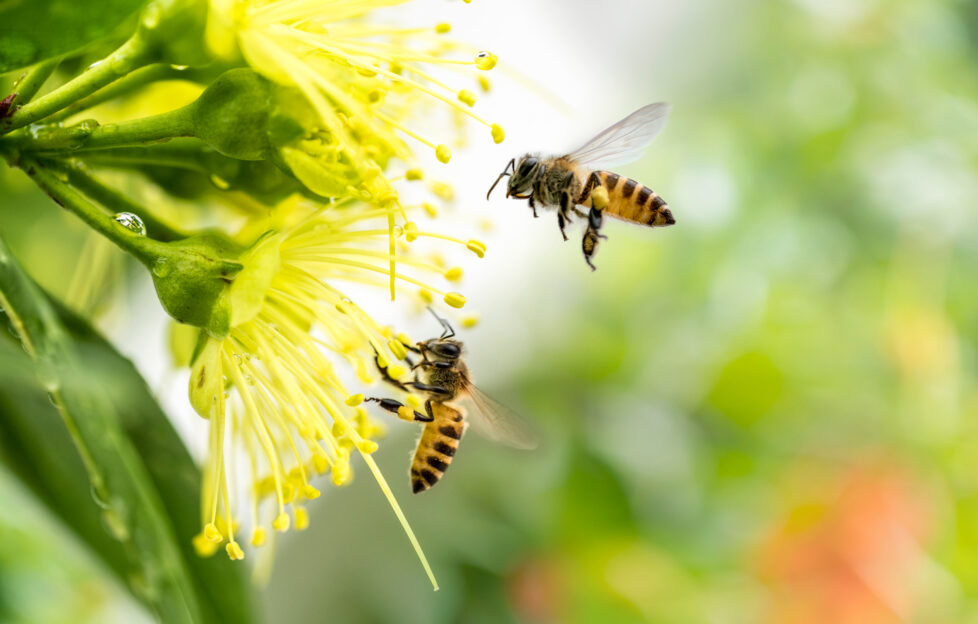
[20,158,169,267]
[61,161,189,242]
[7,58,61,108]
[1,36,155,134]
[3,104,195,153]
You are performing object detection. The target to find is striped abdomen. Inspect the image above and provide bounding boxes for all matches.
[410,403,466,494]
[591,171,675,227]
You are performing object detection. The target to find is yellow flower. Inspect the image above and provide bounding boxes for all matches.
[188,196,484,588]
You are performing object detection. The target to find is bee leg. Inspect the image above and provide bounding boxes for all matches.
[365,397,432,422]
[557,210,569,241]
[374,349,411,391]
[528,195,538,218]
[576,171,601,205]
[582,207,605,271]
[407,381,453,396]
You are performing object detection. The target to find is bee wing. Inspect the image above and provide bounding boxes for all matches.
[566,102,671,169]
[461,383,538,450]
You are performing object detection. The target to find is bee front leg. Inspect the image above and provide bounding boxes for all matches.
[528,195,538,218]
[365,397,432,422]
[374,349,411,391]
[557,210,569,241]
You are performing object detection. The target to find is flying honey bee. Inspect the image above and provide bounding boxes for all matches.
[487,102,675,270]
[367,310,536,493]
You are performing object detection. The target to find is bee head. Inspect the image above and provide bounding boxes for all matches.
[418,338,463,363]
[507,155,539,198]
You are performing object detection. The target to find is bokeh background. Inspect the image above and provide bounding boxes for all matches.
[3,0,978,622]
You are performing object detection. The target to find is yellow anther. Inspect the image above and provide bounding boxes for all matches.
[251,528,267,547]
[397,405,416,421]
[430,181,454,200]
[331,421,346,438]
[367,88,385,103]
[462,315,480,328]
[335,301,349,315]
[491,123,505,144]
[282,482,296,503]
[444,292,466,308]
[435,144,452,163]
[357,439,379,454]
[405,168,424,181]
[466,240,487,258]
[226,541,245,560]
[458,89,477,107]
[205,522,223,543]
[474,51,497,70]
[312,454,330,474]
[406,394,423,408]
[302,485,321,500]
[388,339,408,360]
[418,289,434,303]
[357,66,378,77]
[478,75,491,92]
[376,353,390,368]
[382,366,404,384]
[193,532,219,557]
[346,393,364,407]
[404,221,419,242]
[435,22,451,33]
[397,332,413,346]
[591,186,610,210]
[273,513,290,532]
[444,267,464,281]
[287,467,304,485]
[295,508,310,531]
[423,202,438,217]
[332,462,351,485]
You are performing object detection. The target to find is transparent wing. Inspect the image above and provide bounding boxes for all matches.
[566,102,671,169]
[461,383,538,450]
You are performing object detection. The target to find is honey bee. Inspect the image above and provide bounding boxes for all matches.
[487,102,675,270]
[367,310,536,493]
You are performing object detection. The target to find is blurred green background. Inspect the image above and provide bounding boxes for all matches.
[3,0,978,622]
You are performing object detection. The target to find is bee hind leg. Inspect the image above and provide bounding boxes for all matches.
[364,397,432,422]
[557,210,569,241]
[581,207,606,271]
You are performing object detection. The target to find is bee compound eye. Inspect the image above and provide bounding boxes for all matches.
[519,158,537,175]
[434,342,461,358]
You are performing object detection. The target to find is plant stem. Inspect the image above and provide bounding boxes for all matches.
[20,158,169,267]
[61,161,189,242]
[1,37,155,134]
[7,58,61,108]
[2,105,196,153]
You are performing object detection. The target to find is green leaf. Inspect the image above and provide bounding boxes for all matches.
[0,0,146,73]
[0,236,254,623]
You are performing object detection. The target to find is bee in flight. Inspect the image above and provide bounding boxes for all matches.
[487,102,675,270]
[367,310,536,493]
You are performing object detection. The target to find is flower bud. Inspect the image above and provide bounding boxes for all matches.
[191,69,275,160]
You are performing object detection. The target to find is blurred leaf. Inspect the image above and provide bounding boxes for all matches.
[0,0,144,73]
[0,236,253,623]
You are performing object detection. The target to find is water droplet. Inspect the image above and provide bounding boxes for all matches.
[341,297,353,304]
[151,259,171,277]
[90,484,110,510]
[87,60,104,71]
[170,64,189,71]
[113,212,146,236]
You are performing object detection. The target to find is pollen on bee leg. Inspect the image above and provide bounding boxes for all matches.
[591,186,610,211]
[397,405,416,421]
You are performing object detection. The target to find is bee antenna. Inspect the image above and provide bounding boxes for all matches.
[486,158,515,200]
[426,307,455,339]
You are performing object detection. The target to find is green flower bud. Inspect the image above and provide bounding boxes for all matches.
[149,233,243,338]
[191,69,274,161]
